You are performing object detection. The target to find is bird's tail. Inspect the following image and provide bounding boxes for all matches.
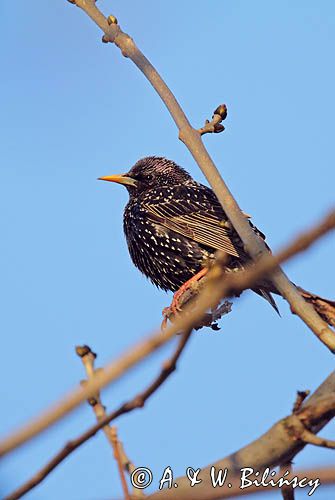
[252,287,280,315]
[253,283,335,327]
[294,286,335,328]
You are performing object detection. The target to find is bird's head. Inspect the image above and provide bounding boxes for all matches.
[98,156,193,196]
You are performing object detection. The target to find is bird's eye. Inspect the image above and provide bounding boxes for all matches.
[146,174,153,182]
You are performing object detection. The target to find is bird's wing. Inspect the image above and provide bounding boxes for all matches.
[143,185,249,259]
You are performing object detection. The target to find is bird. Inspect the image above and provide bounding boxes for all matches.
[99,156,335,327]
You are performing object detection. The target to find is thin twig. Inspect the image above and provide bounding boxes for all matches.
[116,438,145,498]
[109,427,131,500]
[68,0,335,349]
[292,390,310,413]
[3,330,192,500]
[280,462,294,500]
[299,428,335,449]
[197,104,227,135]
[0,212,334,460]
[76,346,131,500]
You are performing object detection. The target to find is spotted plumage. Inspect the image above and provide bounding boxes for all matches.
[99,156,278,310]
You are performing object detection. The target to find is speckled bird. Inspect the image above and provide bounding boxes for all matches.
[99,156,335,324]
[98,156,279,309]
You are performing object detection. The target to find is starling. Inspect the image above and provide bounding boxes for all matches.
[99,156,335,326]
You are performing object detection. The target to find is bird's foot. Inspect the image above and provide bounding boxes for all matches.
[161,268,208,330]
[161,307,171,330]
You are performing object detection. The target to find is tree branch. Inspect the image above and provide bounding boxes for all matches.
[109,427,131,500]
[116,437,145,499]
[292,390,310,413]
[197,104,227,136]
[280,462,294,500]
[76,345,131,500]
[0,211,334,460]
[2,212,334,499]
[3,330,192,500]
[66,0,335,350]
[299,428,335,449]
[146,371,335,499]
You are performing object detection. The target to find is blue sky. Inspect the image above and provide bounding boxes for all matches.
[1,1,334,499]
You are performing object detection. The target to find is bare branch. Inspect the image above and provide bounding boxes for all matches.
[116,437,145,499]
[166,210,335,334]
[292,390,310,414]
[197,104,227,136]
[109,427,131,500]
[67,0,335,349]
[299,428,335,449]
[3,331,192,500]
[76,345,131,500]
[280,462,294,500]
[146,374,335,499]
[0,211,334,460]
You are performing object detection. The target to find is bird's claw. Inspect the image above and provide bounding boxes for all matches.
[161,300,182,330]
[161,307,170,330]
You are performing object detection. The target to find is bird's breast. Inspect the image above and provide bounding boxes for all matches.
[123,199,206,291]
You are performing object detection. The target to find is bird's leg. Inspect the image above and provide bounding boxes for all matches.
[172,268,208,312]
[161,268,208,329]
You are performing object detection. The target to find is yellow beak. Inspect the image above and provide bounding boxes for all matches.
[97,174,137,187]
